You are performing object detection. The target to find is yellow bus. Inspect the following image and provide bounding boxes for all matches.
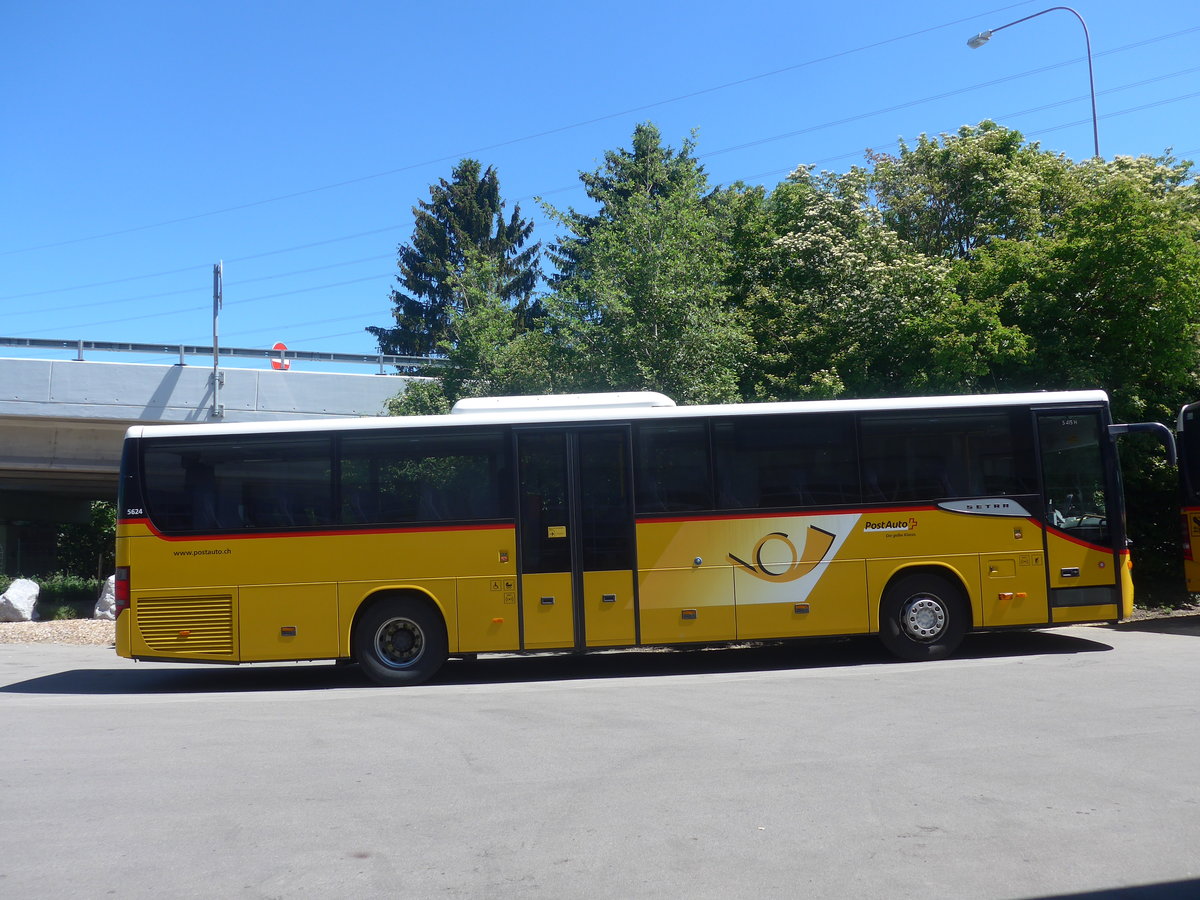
[116,390,1155,685]
[1177,401,1200,592]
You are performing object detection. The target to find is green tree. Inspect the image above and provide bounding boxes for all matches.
[742,167,1027,400]
[387,250,559,415]
[55,500,115,579]
[958,153,1200,595]
[960,154,1200,424]
[434,250,558,403]
[369,159,540,357]
[385,379,452,416]
[867,121,1078,259]
[543,124,752,403]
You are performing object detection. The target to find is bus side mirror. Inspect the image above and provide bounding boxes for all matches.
[1108,422,1177,467]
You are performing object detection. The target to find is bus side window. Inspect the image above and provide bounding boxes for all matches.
[635,422,712,512]
[713,414,859,510]
[184,460,219,531]
[860,411,1032,503]
[340,429,511,526]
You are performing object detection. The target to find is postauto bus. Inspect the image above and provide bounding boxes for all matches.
[115,390,1169,685]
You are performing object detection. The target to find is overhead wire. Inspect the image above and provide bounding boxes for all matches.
[9,21,1196,308]
[4,253,395,316]
[172,83,1200,352]
[14,274,392,338]
[6,15,1196,348]
[21,80,1200,343]
[0,227,404,301]
[0,0,1054,257]
[9,21,1196,304]
[700,57,1200,162]
[732,87,1200,186]
[529,61,1200,206]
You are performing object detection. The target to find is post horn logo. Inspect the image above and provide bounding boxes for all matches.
[728,526,837,583]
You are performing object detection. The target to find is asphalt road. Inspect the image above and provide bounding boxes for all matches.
[3,621,1200,899]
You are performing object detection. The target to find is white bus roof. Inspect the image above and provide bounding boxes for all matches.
[124,389,1111,441]
[451,391,675,414]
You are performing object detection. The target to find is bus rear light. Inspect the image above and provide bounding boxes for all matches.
[115,566,130,616]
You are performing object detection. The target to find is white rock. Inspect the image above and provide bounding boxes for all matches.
[94,575,117,620]
[0,578,40,622]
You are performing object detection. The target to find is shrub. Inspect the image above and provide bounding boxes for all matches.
[0,572,105,620]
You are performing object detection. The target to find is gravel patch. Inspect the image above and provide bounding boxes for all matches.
[0,619,116,646]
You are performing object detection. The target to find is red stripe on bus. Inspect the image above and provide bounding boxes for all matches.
[637,505,937,525]
[1042,524,1117,554]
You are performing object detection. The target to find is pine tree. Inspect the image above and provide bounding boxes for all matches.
[543,124,751,403]
[368,159,540,357]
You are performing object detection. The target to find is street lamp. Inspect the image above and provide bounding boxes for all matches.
[966,6,1100,159]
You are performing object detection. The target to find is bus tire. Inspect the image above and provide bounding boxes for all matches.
[878,572,967,662]
[353,597,447,686]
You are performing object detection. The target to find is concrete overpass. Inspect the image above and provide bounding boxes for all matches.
[0,355,416,574]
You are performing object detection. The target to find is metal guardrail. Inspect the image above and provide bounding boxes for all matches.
[0,337,444,375]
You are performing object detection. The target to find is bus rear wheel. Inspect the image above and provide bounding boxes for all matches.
[879,573,967,662]
[354,598,447,686]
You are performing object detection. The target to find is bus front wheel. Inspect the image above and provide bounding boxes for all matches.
[354,598,447,686]
[879,573,967,662]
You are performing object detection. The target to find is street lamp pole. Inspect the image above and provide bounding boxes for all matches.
[966,6,1100,159]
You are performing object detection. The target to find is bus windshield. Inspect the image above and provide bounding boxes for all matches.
[1177,402,1200,591]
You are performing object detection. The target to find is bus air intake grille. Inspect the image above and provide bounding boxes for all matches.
[137,595,235,654]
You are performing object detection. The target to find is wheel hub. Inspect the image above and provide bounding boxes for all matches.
[376,618,424,668]
[901,596,946,642]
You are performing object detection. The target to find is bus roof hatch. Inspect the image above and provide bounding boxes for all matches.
[451,392,676,414]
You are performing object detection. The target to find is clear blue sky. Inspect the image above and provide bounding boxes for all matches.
[2,0,1197,373]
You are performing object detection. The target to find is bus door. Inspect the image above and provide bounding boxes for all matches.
[1036,409,1122,621]
[1177,401,1200,592]
[516,428,637,650]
